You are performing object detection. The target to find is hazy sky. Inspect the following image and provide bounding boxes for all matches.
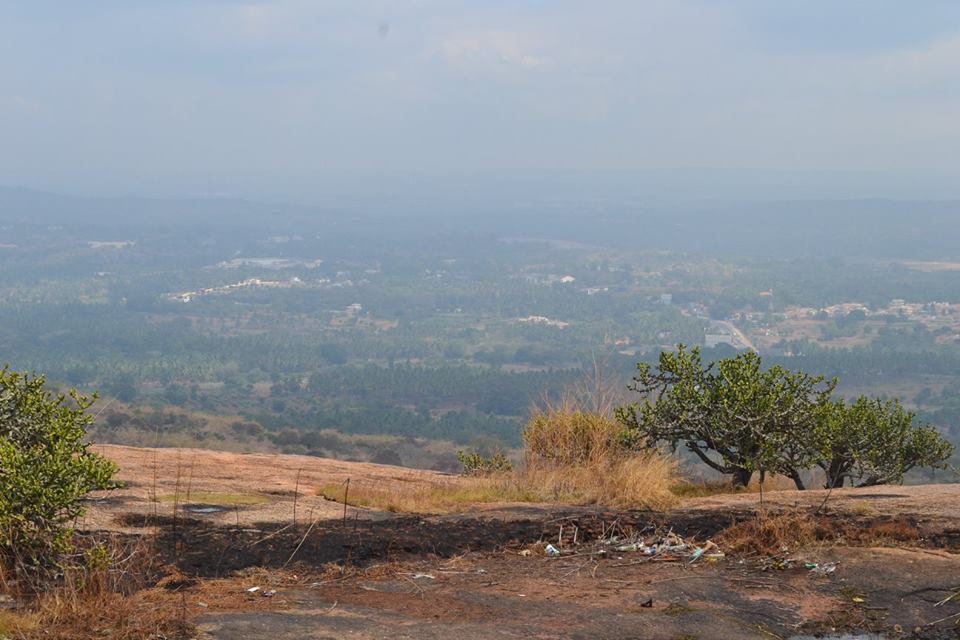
[3,1,960,196]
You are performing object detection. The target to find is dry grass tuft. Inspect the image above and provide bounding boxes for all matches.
[0,535,191,640]
[316,393,679,513]
[516,454,678,509]
[522,407,629,467]
[518,390,678,509]
[313,364,681,514]
[717,510,924,557]
[717,511,824,556]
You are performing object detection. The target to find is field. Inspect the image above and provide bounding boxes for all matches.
[51,446,960,639]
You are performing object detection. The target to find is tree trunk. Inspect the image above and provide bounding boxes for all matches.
[823,458,848,489]
[789,470,806,490]
[731,467,753,488]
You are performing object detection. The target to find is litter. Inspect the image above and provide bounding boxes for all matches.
[245,586,260,593]
[545,544,561,557]
[413,573,435,580]
[262,590,277,597]
[689,541,723,564]
[602,529,724,564]
[806,562,837,576]
[519,549,532,557]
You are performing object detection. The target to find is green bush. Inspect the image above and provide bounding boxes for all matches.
[0,368,118,565]
[456,449,513,476]
[820,397,954,488]
[619,346,954,489]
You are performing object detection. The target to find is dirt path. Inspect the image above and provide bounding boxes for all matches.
[188,542,960,639]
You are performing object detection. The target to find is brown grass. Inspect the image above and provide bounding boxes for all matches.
[0,535,191,640]
[716,510,923,557]
[522,408,629,467]
[317,475,540,514]
[717,511,824,556]
[516,455,678,509]
[317,452,678,514]
[671,474,800,498]
[316,397,680,513]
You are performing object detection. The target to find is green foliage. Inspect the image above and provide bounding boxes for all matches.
[0,368,118,564]
[456,449,513,476]
[619,346,955,489]
[820,397,954,488]
[617,345,835,488]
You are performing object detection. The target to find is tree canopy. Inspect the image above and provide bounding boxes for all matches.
[617,346,953,489]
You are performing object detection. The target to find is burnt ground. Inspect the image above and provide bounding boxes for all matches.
[75,449,960,638]
[110,504,960,640]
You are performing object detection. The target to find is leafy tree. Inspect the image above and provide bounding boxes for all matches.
[617,346,836,488]
[0,368,118,565]
[820,397,953,488]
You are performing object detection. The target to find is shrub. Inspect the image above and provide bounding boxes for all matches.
[618,346,834,488]
[523,408,639,466]
[519,400,678,509]
[456,450,513,476]
[618,346,953,489]
[820,397,954,488]
[0,368,118,566]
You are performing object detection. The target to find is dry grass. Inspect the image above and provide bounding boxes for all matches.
[316,453,678,514]
[516,455,678,509]
[671,474,800,498]
[312,366,680,515]
[315,399,680,513]
[156,491,271,506]
[316,476,540,514]
[0,535,191,640]
[522,408,629,467]
[717,511,824,556]
[716,510,923,557]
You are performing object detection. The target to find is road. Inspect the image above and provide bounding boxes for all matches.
[710,320,757,351]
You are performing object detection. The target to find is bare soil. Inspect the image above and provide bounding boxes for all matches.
[84,445,960,639]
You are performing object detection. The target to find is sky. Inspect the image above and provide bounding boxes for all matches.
[2,1,960,199]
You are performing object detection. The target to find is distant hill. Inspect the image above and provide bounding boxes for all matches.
[2,184,959,259]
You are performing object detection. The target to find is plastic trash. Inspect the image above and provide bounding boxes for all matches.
[245,586,260,593]
[806,562,837,576]
[262,590,277,597]
[545,544,561,557]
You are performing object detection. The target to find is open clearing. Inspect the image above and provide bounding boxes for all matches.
[79,445,960,639]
